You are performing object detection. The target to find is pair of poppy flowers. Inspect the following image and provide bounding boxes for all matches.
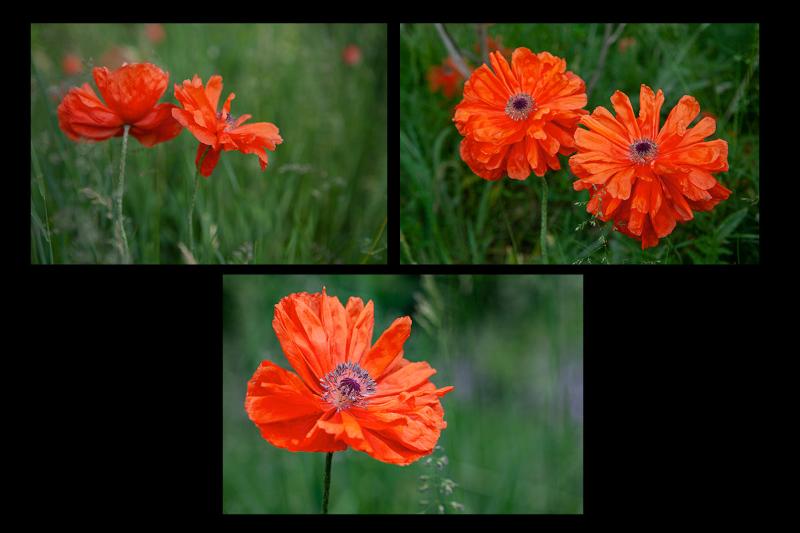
[57,62,283,177]
[453,48,731,249]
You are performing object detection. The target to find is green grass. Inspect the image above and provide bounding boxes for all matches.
[400,23,759,264]
[223,275,583,513]
[31,23,387,264]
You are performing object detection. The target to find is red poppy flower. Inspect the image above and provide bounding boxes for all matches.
[57,62,183,147]
[144,23,166,44]
[342,44,362,66]
[245,289,454,465]
[427,57,465,99]
[454,48,588,180]
[570,84,730,249]
[62,53,82,76]
[172,75,283,177]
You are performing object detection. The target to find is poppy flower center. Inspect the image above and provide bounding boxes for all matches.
[505,92,535,121]
[629,138,658,164]
[320,362,377,411]
[218,111,238,129]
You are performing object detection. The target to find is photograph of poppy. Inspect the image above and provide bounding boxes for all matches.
[31,23,387,264]
[400,23,759,264]
[223,274,583,513]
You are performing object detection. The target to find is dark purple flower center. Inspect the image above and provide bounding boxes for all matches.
[512,97,528,110]
[320,362,377,411]
[339,377,361,395]
[628,138,658,164]
[505,92,536,121]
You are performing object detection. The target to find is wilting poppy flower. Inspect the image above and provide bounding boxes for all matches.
[62,53,83,76]
[144,23,166,44]
[245,289,454,465]
[57,62,183,147]
[172,75,283,177]
[427,57,465,99]
[342,44,362,66]
[570,84,730,249]
[454,48,588,180]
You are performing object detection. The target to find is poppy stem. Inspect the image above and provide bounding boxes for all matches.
[322,452,333,514]
[189,146,211,259]
[540,177,549,264]
[115,125,131,263]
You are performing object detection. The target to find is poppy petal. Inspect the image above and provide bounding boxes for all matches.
[244,361,345,452]
[610,90,642,140]
[205,75,223,112]
[360,317,412,379]
[195,144,221,177]
[57,83,124,141]
[129,103,183,147]
[345,298,374,363]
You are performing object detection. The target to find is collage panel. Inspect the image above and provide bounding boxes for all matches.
[31,23,387,264]
[222,274,583,514]
[400,23,759,264]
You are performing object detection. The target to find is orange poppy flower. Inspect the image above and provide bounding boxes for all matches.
[245,289,454,466]
[144,23,166,44]
[342,44,362,66]
[62,53,82,76]
[454,48,588,181]
[570,84,730,249]
[57,62,183,147]
[427,57,466,99]
[172,75,283,177]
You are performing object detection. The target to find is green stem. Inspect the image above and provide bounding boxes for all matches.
[360,216,387,264]
[115,125,131,263]
[539,176,549,264]
[322,452,333,514]
[189,145,211,258]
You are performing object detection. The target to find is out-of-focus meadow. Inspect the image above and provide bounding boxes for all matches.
[222,275,583,513]
[400,23,759,264]
[31,23,387,264]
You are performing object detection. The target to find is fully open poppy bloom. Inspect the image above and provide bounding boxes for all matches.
[57,62,183,147]
[172,75,283,177]
[454,48,588,180]
[570,84,730,249]
[427,57,466,99]
[245,289,454,466]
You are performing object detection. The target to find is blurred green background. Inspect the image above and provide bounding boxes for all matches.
[223,275,583,513]
[400,23,759,264]
[31,23,387,264]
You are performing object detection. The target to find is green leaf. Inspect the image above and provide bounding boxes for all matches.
[715,208,748,242]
